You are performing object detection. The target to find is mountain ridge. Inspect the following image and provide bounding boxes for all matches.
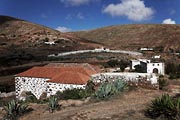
[72,24,180,52]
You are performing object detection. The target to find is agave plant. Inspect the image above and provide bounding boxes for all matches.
[95,79,127,100]
[146,94,179,119]
[48,96,59,113]
[114,79,128,92]
[3,99,28,120]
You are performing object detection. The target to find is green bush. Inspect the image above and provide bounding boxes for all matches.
[3,99,29,120]
[145,94,180,120]
[48,96,59,113]
[134,65,146,73]
[85,80,96,95]
[23,92,48,104]
[158,75,168,90]
[105,60,129,72]
[56,88,88,100]
[166,62,180,79]
[95,80,128,100]
[24,92,38,103]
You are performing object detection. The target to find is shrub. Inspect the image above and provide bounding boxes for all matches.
[48,96,59,113]
[134,65,146,73]
[56,88,87,100]
[166,62,180,79]
[86,80,96,95]
[145,94,180,119]
[158,75,168,90]
[3,99,28,120]
[95,80,128,100]
[24,91,38,103]
[105,60,129,72]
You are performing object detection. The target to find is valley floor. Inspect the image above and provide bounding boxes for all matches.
[19,88,167,120]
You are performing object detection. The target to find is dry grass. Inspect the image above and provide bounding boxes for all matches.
[73,24,180,51]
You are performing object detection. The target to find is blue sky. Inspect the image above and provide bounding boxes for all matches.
[0,0,179,32]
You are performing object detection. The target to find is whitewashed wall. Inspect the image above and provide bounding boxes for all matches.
[48,49,142,57]
[91,73,158,84]
[15,77,49,100]
[15,76,86,100]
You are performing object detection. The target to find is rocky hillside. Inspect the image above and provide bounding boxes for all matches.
[0,15,101,66]
[72,24,180,52]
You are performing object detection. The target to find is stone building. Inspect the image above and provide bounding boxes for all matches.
[15,63,99,100]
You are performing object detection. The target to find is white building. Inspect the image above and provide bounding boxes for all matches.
[15,63,99,100]
[147,63,165,75]
[152,55,161,59]
[44,41,55,45]
[131,60,141,70]
[131,59,165,75]
[140,48,153,51]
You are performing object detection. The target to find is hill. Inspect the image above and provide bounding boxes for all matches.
[72,24,180,52]
[0,15,101,66]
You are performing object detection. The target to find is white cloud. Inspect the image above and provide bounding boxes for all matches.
[65,14,73,20]
[169,9,176,15]
[77,12,84,19]
[65,12,85,20]
[41,13,47,18]
[103,0,154,22]
[56,26,72,32]
[60,0,90,6]
[162,18,176,24]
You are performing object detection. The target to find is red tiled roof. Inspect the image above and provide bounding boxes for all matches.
[47,71,90,84]
[17,64,99,85]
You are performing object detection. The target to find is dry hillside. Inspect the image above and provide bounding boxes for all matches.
[72,24,180,51]
[0,15,101,67]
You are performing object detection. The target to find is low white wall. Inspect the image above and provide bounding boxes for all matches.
[48,49,142,57]
[91,72,158,84]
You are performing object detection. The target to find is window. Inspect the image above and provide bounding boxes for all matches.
[157,64,159,66]
[153,64,155,66]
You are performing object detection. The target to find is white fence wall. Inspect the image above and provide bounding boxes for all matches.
[91,72,158,84]
[48,49,142,57]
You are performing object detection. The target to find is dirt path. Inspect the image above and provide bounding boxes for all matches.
[20,88,166,120]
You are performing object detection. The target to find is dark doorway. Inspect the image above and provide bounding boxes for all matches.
[153,68,159,74]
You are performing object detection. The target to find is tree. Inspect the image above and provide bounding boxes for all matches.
[134,65,145,73]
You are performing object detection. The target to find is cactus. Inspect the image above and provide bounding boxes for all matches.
[48,96,59,113]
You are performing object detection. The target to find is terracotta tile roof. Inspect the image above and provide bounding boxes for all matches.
[17,63,99,85]
[47,71,90,84]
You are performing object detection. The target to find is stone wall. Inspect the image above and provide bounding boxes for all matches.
[15,77,49,100]
[46,82,85,97]
[15,76,86,100]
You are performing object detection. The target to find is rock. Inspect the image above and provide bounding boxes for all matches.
[39,92,47,101]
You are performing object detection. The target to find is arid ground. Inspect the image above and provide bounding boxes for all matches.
[17,88,169,120]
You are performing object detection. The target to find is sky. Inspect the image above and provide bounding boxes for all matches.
[0,0,179,32]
